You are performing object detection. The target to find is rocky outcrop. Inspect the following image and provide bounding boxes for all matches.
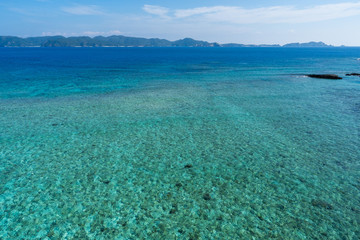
[346,73,360,76]
[306,74,342,80]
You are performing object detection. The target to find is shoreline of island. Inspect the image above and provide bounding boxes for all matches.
[1,35,357,48]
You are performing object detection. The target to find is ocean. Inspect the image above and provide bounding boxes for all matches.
[0,47,359,239]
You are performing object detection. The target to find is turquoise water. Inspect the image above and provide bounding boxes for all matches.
[0,48,359,239]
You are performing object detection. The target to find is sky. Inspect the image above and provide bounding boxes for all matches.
[1,0,360,46]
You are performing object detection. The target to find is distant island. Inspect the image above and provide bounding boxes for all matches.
[0,35,339,48]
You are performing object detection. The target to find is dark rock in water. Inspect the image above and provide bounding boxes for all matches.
[175,182,183,188]
[184,164,193,169]
[307,74,342,80]
[311,199,333,210]
[169,203,178,214]
[277,204,285,210]
[203,193,211,201]
[346,73,360,76]
[121,221,127,227]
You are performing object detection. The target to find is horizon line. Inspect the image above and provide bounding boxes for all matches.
[1,34,359,47]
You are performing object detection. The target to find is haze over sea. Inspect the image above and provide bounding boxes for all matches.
[0,47,359,239]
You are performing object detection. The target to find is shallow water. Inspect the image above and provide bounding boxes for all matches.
[0,48,360,239]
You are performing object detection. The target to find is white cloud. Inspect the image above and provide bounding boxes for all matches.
[62,5,104,15]
[42,31,67,36]
[174,6,229,18]
[143,5,169,18]
[144,2,360,24]
[42,30,122,37]
[82,30,122,36]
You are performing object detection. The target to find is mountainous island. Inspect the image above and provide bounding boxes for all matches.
[0,35,335,48]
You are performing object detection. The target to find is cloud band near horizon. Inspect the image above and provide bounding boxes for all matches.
[143,2,360,24]
[62,5,104,15]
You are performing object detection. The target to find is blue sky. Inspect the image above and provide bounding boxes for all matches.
[1,0,360,45]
